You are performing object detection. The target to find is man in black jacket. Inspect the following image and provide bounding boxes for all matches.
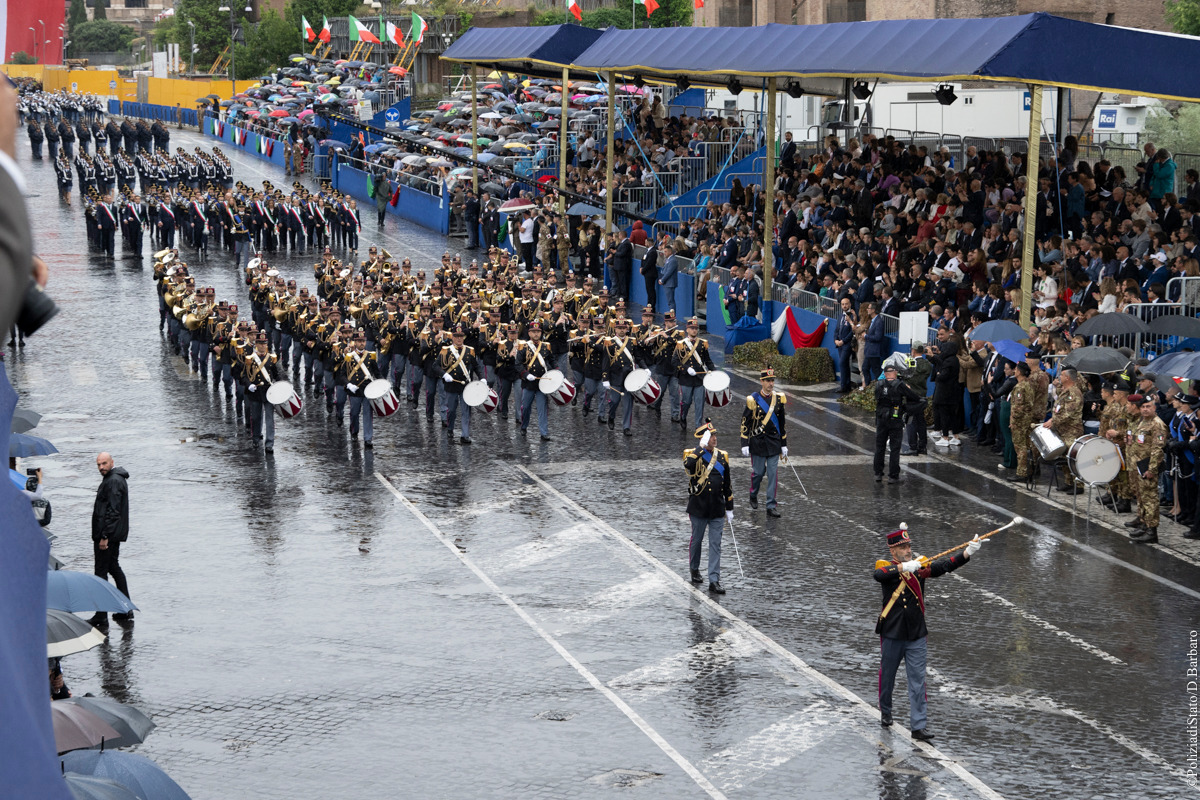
[609,228,633,304]
[90,453,131,627]
[684,420,734,594]
[639,237,659,313]
[874,525,981,740]
[463,188,480,250]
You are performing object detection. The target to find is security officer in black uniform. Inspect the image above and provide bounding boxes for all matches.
[874,524,981,740]
[740,367,788,517]
[874,362,922,484]
[683,419,734,594]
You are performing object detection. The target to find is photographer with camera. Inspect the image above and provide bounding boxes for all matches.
[874,363,922,484]
[10,460,51,527]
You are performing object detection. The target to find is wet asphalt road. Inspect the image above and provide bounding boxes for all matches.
[9,125,1200,799]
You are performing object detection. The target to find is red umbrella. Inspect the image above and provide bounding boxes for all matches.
[537,175,555,185]
[268,109,288,117]
[500,198,537,213]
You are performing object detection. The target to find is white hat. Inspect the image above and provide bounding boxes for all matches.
[1152,252,1168,263]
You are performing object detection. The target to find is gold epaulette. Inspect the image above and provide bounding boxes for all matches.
[776,392,787,405]
[745,396,757,410]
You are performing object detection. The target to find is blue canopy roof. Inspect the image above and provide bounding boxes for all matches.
[441,24,605,78]
[569,14,1200,102]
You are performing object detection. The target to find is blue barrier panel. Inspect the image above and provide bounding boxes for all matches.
[338,163,449,234]
[372,97,412,130]
[622,259,695,316]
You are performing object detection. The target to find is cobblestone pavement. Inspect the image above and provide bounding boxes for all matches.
[9,125,1198,799]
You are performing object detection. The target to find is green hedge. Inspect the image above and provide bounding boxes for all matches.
[729,341,835,384]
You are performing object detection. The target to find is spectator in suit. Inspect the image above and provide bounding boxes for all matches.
[658,243,679,315]
[834,296,857,393]
[608,227,633,304]
[862,302,886,384]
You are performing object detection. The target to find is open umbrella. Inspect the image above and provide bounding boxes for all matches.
[500,198,537,213]
[971,319,1027,342]
[566,202,605,216]
[47,570,138,615]
[10,432,58,457]
[11,407,41,433]
[1148,351,1200,380]
[52,704,121,754]
[993,339,1029,363]
[1061,346,1130,375]
[1074,312,1149,337]
[62,774,141,800]
[48,609,106,658]
[62,751,191,800]
[1149,314,1200,338]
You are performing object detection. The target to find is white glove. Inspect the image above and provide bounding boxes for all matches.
[725,510,734,523]
[247,384,256,393]
[741,446,750,457]
[699,431,711,448]
[347,382,358,393]
[781,446,788,457]
[524,373,535,382]
[900,559,922,573]
[443,373,453,383]
[602,380,610,390]
[964,536,984,557]
[687,366,696,376]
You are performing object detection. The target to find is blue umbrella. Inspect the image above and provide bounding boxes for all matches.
[972,319,1027,342]
[364,143,389,154]
[477,152,499,163]
[9,468,30,490]
[277,116,301,125]
[9,432,58,457]
[993,339,1029,363]
[61,751,191,800]
[62,774,140,800]
[566,202,605,216]
[46,570,138,614]
[318,139,351,149]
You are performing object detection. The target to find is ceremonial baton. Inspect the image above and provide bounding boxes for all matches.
[781,454,807,497]
[726,517,746,578]
[920,516,1023,564]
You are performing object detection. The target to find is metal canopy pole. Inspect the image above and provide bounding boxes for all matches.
[1019,84,1043,330]
[762,80,777,303]
[559,66,569,213]
[470,63,479,192]
[605,70,615,245]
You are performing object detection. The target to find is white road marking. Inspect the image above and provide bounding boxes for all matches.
[481,521,596,572]
[530,454,932,477]
[928,666,1192,791]
[170,358,199,382]
[761,390,1200,601]
[516,465,1006,800]
[698,701,843,791]
[608,629,759,697]
[16,365,45,385]
[374,472,730,800]
[69,364,97,385]
[121,359,151,380]
[551,571,673,633]
[949,574,1125,666]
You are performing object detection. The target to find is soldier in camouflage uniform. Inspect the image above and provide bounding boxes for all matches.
[1100,382,1133,513]
[1042,367,1085,491]
[1124,393,1167,543]
[1026,354,1050,424]
[1008,362,1037,483]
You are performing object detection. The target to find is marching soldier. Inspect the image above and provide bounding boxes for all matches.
[437,323,481,444]
[683,419,734,594]
[740,368,788,517]
[340,330,379,447]
[672,317,716,431]
[243,332,280,453]
[1007,362,1036,483]
[1124,393,1167,543]
[600,318,638,435]
[518,320,554,440]
[874,524,981,741]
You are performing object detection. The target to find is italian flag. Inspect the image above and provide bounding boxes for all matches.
[348,15,380,44]
[635,0,659,16]
[319,16,331,43]
[411,12,428,45]
[567,0,581,21]
[302,15,316,43]
[386,20,404,47]
[771,306,827,350]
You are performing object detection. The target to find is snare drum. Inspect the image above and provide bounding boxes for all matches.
[623,368,662,405]
[1030,425,1067,461]
[1067,433,1121,485]
[265,381,302,419]
[463,379,499,413]
[538,369,577,406]
[702,370,732,407]
[364,379,400,417]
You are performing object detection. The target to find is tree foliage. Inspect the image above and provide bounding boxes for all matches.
[7,51,36,65]
[73,19,137,54]
[93,0,107,22]
[233,8,299,79]
[534,0,693,30]
[1143,105,1200,156]
[157,0,255,72]
[283,0,361,44]
[66,0,88,57]
[1166,0,1200,35]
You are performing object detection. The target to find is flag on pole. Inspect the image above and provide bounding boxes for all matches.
[348,15,380,44]
[567,0,582,21]
[302,15,316,43]
[771,306,827,350]
[412,12,428,45]
[694,0,705,7]
[635,0,660,17]
[319,16,332,43]
[386,20,404,47]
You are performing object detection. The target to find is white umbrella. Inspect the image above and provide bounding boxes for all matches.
[401,154,427,166]
[47,609,106,658]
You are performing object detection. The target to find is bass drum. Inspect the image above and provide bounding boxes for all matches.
[364,379,400,418]
[265,381,302,419]
[463,379,498,412]
[1067,433,1122,485]
[702,370,732,407]
[1030,425,1067,461]
[623,368,661,405]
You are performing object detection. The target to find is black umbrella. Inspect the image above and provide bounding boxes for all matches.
[58,697,156,750]
[11,407,41,433]
[1061,346,1130,375]
[1074,312,1149,337]
[1148,314,1200,338]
